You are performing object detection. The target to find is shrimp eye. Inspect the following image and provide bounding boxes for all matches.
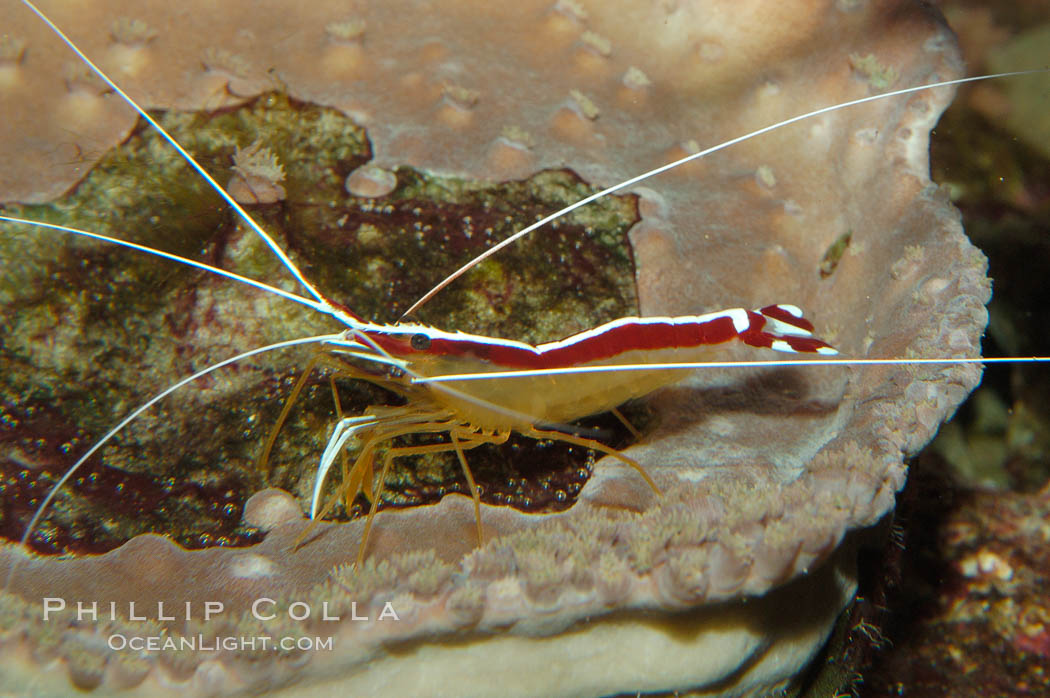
[410,333,431,350]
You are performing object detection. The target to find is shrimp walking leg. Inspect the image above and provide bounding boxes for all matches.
[523,426,661,496]
[298,412,509,557]
[256,352,326,472]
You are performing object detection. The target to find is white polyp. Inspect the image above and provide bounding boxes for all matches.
[311,415,381,520]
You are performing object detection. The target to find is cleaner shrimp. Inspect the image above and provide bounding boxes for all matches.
[1,0,1048,572]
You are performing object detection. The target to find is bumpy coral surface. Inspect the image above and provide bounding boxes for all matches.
[0,0,989,695]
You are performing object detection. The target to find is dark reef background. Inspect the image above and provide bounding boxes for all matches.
[816,2,1050,695]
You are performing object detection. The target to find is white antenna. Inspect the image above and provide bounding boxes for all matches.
[18,0,330,308]
[402,69,1050,317]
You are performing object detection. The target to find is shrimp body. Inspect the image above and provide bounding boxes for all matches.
[357,304,837,431]
[297,301,837,558]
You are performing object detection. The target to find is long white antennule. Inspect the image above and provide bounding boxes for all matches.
[0,220,598,461]
[412,356,1050,384]
[4,333,346,590]
[0,214,327,313]
[401,69,1049,318]
[17,0,329,308]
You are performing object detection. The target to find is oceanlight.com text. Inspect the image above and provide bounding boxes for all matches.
[107,633,335,652]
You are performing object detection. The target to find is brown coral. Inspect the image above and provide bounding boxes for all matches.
[0,0,987,695]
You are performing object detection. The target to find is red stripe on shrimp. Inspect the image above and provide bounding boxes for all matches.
[739,311,837,355]
[364,306,835,370]
[759,304,815,333]
[469,315,742,368]
[363,312,741,369]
